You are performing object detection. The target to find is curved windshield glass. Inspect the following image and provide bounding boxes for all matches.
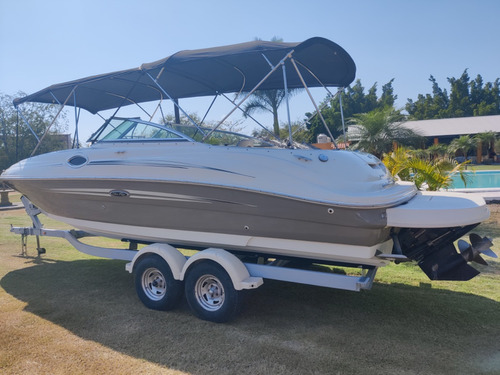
[166,124,274,147]
[89,118,192,143]
[89,118,280,148]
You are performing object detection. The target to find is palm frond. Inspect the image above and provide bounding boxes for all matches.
[405,157,449,190]
[381,146,470,191]
[242,99,273,118]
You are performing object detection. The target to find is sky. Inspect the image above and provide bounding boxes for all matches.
[1,0,499,141]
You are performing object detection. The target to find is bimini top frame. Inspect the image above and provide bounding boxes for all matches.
[13,37,356,149]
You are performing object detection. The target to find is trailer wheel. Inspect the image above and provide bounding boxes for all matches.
[185,261,241,323]
[134,254,183,311]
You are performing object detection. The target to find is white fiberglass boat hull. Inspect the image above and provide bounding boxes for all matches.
[2,140,490,271]
[386,191,490,228]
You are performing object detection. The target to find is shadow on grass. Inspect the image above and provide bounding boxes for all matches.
[2,258,499,375]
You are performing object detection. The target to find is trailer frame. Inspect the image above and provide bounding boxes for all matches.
[11,196,379,322]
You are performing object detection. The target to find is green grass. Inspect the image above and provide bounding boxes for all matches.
[468,164,500,171]
[1,198,499,374]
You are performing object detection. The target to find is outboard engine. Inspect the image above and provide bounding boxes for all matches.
[393,226,497,281]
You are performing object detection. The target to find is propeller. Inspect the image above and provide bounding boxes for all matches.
[458,233,497,266]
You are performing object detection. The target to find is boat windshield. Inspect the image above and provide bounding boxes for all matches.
[89,118,194,143]
[89,118,276,147]
[165,124,274,147]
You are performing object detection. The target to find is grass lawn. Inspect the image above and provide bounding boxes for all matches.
[469,164,500,171]
[0,192,499,374]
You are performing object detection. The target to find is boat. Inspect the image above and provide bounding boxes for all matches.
[1,37,496,282]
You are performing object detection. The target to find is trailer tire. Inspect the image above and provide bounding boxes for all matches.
[134,254,183,311]
[185,261,241,323]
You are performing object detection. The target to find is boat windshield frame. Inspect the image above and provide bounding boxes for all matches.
[89,118,195,144]
[89,117,277,148]
[165,123,276,147]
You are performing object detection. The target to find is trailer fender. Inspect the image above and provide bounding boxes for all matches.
[125,243,187,280]
[181,248,263,290]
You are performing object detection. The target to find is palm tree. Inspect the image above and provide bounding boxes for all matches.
[474,131,497,163]
[382,146,413,181]
[382,146,471,190]
[448,135,475,160]
[242,90,290,136]
[425,143,448,161]
[350,107,421,158]
[241,37,302,137]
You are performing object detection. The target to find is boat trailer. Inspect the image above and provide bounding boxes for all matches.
[11,196,379,322]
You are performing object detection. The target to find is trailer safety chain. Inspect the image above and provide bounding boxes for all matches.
[21,233,28,257]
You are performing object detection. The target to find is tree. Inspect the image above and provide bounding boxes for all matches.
[349,107,421,158]
[379,79,397,107]
[242,89,298,136]
[162,112,243,133]
[406,71,500,120]
[448,70,475,117]
[471,76,500,116]
[305,79,398,143]
[382,146,470,191]
[448,135,475,159]
[0,92,69,171]
[241,36,301,137]
[252,120,310,144]
[425,143,449,160]
[474,131,497,163]
[162,112,202,126]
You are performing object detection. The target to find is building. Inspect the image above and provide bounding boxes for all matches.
[348,115,500,144]
[400,115,500,145]
[347,114,500,163]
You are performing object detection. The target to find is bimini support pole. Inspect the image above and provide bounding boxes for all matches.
[144,70,206,136]
[15,106,40,143]
[73,90,81,148]
[30,87,76,156]
[281,62,293,146]
[202,50,295,142]
[289,58,338,149]
[219,92,280,141]
[199,94,219,127]
[338,88,347,147]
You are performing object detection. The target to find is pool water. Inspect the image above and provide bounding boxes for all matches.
[450,170,500,189]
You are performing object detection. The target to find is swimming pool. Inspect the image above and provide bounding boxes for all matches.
[450,170,500,189]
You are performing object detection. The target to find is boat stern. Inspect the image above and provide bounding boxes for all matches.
[387,191,496,281]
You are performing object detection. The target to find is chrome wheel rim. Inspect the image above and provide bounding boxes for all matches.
[195,274,225,311]
[141,267,167,301]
